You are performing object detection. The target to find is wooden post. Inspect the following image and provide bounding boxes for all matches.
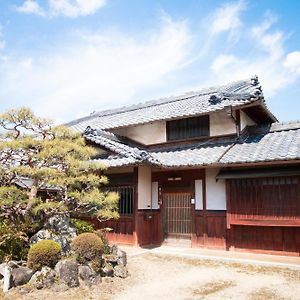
[3,265,11,293]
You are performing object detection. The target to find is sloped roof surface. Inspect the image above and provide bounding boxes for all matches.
[85,121,300,168]
[220,122,300,164]
[68,77,266,132]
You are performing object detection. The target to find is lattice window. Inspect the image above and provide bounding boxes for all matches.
[110,185,134,215]
[166,115,209,141]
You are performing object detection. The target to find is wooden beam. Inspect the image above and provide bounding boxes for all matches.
[229,219,300,227]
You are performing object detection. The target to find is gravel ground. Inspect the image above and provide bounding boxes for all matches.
[2,252,300,300]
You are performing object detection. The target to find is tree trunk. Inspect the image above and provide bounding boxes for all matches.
[28,185,38,201]
[27,179,38,210]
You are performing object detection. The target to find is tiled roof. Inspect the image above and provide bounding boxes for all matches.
[220,123,300,164]
[84,126,160,166]
[85,121,300,168]
[68,76,269,132]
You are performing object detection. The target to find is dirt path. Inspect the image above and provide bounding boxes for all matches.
[114,253,300,300]
[4,252,300,300]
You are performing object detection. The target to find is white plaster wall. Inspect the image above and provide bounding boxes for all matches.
[138,166,152,209]
[240,111,256,131]
[112,121,166,145]
[209,111,236,136]
[95,148,107,155]
[205,168,226,210]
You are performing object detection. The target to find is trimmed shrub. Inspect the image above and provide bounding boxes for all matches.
[71,233,103,262]
[70,218,94,234]
[27,240,62,272]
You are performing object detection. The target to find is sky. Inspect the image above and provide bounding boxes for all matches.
[0,0,300,124]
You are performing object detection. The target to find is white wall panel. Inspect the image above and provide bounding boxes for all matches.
[206,168,226,210]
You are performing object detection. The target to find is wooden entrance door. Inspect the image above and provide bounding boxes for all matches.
[163,192,192,239]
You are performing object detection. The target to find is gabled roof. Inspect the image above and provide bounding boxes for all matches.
[67,76,275,132]
[84,121,300,168]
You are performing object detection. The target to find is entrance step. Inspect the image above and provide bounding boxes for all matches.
[163,238,192,248]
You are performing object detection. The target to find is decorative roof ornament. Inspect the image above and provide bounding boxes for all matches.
[84,125,96,136]
[209,94,222,105]
[251,75,259,86]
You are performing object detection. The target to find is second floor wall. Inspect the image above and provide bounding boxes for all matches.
[111,110,257,145]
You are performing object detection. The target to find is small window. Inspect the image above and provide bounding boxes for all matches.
[110,186,134,215]
[167,115,209,141]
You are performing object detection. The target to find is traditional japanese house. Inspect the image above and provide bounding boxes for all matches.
[67,76,300,256]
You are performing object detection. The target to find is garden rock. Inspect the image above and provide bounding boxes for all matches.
[55,259,79,288]
[8,261,22,269]
[103,254,118,266]
[78,265,101,287]
[111,245,127,266]
[29,266,56,289]
[100,261,114,277]
[30,215,77,255]
[11,267,33,286]
[113,265,128,278]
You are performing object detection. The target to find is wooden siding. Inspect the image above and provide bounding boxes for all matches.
[90,216,135,245]
[136,210,162,246]
[192,211,227,249]
[226,176,300,228]
[229,225,300,256]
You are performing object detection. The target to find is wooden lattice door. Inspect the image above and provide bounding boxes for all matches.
[163,192,192,239]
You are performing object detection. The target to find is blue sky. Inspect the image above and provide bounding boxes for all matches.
[0,0,300,123]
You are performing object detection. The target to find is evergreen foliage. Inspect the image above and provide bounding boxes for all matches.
[70,218,95,234]
[0,107,119,259]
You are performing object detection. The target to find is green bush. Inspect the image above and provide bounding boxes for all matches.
[27,240,62,272]
[71,233,103,262]
[95,229,111,255]
[70,218,94,234]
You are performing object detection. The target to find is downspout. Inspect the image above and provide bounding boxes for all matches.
[225,106,240,137]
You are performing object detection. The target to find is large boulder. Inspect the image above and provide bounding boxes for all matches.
[11,267,33,287]
[29,266,56,289]
[78,265,101,287]
[30,215,77,255]
[55,259,79,288]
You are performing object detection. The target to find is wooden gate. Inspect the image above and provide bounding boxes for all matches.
[163,193,192,239]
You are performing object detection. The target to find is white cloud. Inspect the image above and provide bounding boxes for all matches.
[251,13,284,61]
[0,17,190,122]
[48,0,106,17]
[211,0,245,34]
[284,51,300,74]
[16,0,106,18]
[15,0,46,16]
[208,12,300,98]
[211,54,239,72]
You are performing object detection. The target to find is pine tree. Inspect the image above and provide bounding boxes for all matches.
[0,107,119,233]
